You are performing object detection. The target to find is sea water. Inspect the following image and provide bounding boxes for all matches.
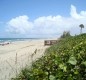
[0,38,39,43]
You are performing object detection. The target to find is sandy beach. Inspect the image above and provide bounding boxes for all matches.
[0,39,49,80]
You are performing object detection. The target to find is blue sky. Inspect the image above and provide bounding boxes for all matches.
[0,0,86,38]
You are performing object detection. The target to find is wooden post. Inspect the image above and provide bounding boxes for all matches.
[15,53,17,78]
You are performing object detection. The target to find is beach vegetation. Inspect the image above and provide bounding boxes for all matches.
[12,33,86,80]
[60,31,71,38]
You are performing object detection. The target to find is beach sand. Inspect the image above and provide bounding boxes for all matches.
[0,40,49,80]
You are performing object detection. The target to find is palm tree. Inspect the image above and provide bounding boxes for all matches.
[79,24,84,34]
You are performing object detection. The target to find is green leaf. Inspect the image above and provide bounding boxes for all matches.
[63,66,67,72]
[59,64,67,72]
[49,75,55,80]
[68,55,77,65]
[82,61,86,66]
[74,70,79,74]
[67,76,73,80]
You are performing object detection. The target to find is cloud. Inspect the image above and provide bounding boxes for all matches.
[33,16,72,35]
[6,15,33,34]
[6,5,86,38]
[70,5,86,19]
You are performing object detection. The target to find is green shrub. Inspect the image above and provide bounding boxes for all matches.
[13,33,86,80]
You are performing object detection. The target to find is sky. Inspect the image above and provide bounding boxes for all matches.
[0,0,86,38]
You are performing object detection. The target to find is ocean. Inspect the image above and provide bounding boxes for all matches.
[0,38,38,43]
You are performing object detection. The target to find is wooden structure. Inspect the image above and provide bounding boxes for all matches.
[44,40,57,46]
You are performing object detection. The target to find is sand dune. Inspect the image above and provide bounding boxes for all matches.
[0,40,48,80]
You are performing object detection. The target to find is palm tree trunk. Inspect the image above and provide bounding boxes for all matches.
[80,28,82,34]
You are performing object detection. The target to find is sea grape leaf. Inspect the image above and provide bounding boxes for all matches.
[59,64,67,72]
[49,75,55,80]
[74,70,79,74]
[82,61,86,66]
[68,55,77,65]
[67,76,73,80]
